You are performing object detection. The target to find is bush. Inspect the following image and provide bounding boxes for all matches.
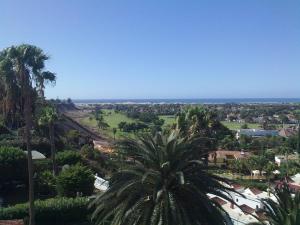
[56,164,94,197]
[56,150,81,166]
[36,170,56,195]
[0,146,27,184]
[81,145,96,160]
[34,159,52,172]
[0,137,51,157]
[0,197,90,224]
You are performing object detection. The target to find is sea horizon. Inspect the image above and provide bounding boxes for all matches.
[72,98,300,105]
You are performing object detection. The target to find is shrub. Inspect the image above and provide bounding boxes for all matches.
[56,164,94,197]
[56,150,81,166]
[81,144,95,160]
[34,159,52,172]
[0,197,90,224]
[0,137,51,157]
[36,170,56,195]
[0,146,27,184]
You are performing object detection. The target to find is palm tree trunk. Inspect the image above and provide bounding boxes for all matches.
[49,122,57,175]
[24,85,35,225]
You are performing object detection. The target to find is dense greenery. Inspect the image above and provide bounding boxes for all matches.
[0,197,90,224]
[91,131,234,225]
[56,150,82,166]
[56,164,94,197]
[0,146,27,183]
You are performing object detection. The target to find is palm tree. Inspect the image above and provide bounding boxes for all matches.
[247,185,300,225]
[0,44,54,225]
[35,70,56,100]
[175,107,231,165]
[38,105,58,175]
[91,131,234,225]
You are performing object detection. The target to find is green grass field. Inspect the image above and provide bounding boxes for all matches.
[159,115,176,127]
[80,110,286,139]
[221,121,261,130]
[80,109,136,139]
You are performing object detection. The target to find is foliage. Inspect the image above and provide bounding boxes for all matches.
[118,121,148,132]
[0,146,27,183]
[235,179,268,191]
[66,130,81,145]
[0,197,90,224]
[56,150,81,166]
[33,159,52,172]
[90,131,234,225]
[36,170,56,195]
[0,44,56,128]
[0,137,51,157]
[56,164,94,197]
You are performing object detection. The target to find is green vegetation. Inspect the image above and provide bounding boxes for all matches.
[56,150,82,166]
[56,164,94,197]
[80,109,136,138]
[0,146,27,183]
[221,121,260,130]
[159,115,176,127]
[0,197,90,224]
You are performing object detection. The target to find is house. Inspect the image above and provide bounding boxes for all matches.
[236,129,278,139]
[208,150,251,166]
[278,127,298,138]
[275,154,298,166]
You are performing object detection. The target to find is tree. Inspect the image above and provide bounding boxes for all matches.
[112,127,117,140]
[247,185,300,225]
[241,123,249,129]
[0,44,55,225]
[38,105,58,175]
[90,131,234,225]
[176,107,232,164]
[96,115,109,130]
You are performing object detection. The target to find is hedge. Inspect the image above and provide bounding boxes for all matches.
[0,146,27,183]
[56,150,81,166]
[0,197,90,224]
[56,164,94,197]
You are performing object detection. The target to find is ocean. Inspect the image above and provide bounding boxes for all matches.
[73,98,300,104]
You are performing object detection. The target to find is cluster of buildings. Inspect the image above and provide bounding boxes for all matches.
[236,127,298,139]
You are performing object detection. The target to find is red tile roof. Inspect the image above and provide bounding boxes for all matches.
[0,220,24,225]
[208,150,251,161]
[211,196,227,206]
[240,204,255,215]
[249,188,263,195]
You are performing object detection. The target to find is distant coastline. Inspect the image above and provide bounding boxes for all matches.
[73,98,300,105]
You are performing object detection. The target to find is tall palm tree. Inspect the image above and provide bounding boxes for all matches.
[1,44,54,225]
[38,105,58,175]
[91,131,234,225]
[35,70,56,100]
[247,185,300,225]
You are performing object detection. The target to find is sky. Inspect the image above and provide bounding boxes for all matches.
[1,0,300,99]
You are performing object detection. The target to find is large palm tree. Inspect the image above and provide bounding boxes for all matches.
[1,44,54,225]
[248,185,300,225]
[91,131,234,225]
[38,105,58,175]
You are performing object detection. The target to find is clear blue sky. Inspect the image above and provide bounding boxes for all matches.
[1,0,300,99]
